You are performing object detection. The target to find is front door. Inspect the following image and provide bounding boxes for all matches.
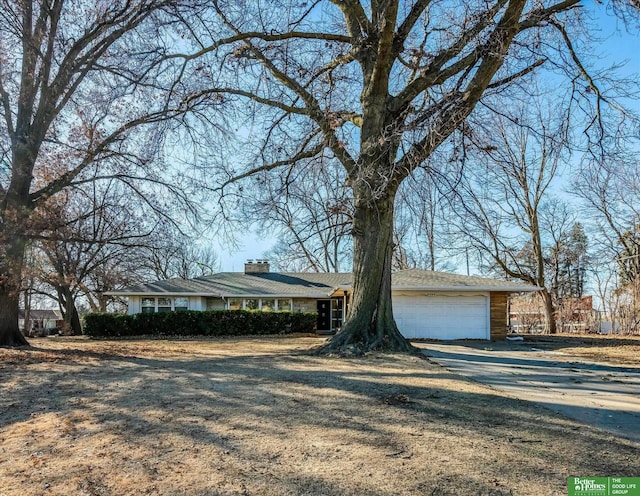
[316,300,331,331]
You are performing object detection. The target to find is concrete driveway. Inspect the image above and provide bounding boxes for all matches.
[417,342,640,444]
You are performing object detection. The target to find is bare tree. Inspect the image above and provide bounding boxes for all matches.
[547,221,589,300]
[27,173,219,330]
[26,179,151,332]
[183,1,637,353]
[575,156,640,334]
[0,0,211,345]
[254,158,446,274]
[144,236,220,280]
[394,166,456,271]
[253,160,353,273]
[451,102,573,333]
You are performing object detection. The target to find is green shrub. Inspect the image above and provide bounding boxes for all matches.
[83,310,317,338]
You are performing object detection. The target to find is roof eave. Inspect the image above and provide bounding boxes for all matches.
[106,291,335,298]
[107,285,541,298]
[390,285,541,292]
[218,292,335,298]
[105,291,222,297]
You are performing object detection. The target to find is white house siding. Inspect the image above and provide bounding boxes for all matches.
[206,297,226,310]
[128,296,141,315]
[393,291,490,340]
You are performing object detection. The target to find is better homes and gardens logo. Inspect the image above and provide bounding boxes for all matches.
[568,477,640,496]
[570,478,608,495]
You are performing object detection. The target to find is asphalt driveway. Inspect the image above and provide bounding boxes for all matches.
[417,342,640,444]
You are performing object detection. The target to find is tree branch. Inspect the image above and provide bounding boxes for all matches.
[395,0,529,176]
[393,0,431,52]
[218,139,326,190]
[29,105,188,204]
[390,0,509,113]
[328,0,370,39]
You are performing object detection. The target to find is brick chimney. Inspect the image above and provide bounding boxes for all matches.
[244,259,270,274]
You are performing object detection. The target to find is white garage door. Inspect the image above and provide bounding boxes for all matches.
[393,294,489,340]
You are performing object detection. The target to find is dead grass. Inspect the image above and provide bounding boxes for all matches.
[1,335,638,496]
[512,333,640,365]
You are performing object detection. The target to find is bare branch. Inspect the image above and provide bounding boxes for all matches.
[394,0,432,52]
[328,0,370,38]
[218,139,326,190]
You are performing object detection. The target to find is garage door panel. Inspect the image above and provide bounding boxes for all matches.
[393,294,488,340]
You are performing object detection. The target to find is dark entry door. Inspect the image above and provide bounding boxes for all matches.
[316,300,331,331]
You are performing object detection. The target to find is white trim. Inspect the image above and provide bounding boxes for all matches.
[220,293,333,299]
[391,285,540,292]
[392,290,490,297]
[330,284,540,293]
[110,291,219,297]
[111,291,334,298]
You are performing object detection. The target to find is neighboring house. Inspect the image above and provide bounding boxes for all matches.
[19,309,64,336]
[107,260,539,340]
[509,294,598,333]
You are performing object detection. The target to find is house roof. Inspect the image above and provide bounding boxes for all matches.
[114,277,226,296]
[18,309,62,320]
[107,269,539,298]
[390,269,540,292]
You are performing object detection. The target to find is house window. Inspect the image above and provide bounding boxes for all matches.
[228,298,243,310]
[277,299,292,311]
[225,298,292,312]
[140,296,189,313]
[261,299,275,312]
[245,298,259,310]
[331,298,344,330]
[174,297,189,311]
[141,297,155,314]
[157,297,172,313]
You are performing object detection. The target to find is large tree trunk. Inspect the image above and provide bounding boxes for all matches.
[319,190,416,355]
[98,294,108,313]
[540,289,557,334]
[1,143,37,347]
[58,287,82,335]
[67,304,82,335]
[0,232,30,346]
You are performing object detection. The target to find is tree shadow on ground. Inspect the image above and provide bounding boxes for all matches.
[1,339,638,495]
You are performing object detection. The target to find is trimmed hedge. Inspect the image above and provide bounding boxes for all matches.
[83,310,317,338]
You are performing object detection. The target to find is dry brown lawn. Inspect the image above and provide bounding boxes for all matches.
[511,333,640,365]
[1,335,638,496]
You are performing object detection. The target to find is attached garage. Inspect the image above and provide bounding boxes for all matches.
[393,292,490,340]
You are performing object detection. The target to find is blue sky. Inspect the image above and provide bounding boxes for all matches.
[215,5,639,273]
